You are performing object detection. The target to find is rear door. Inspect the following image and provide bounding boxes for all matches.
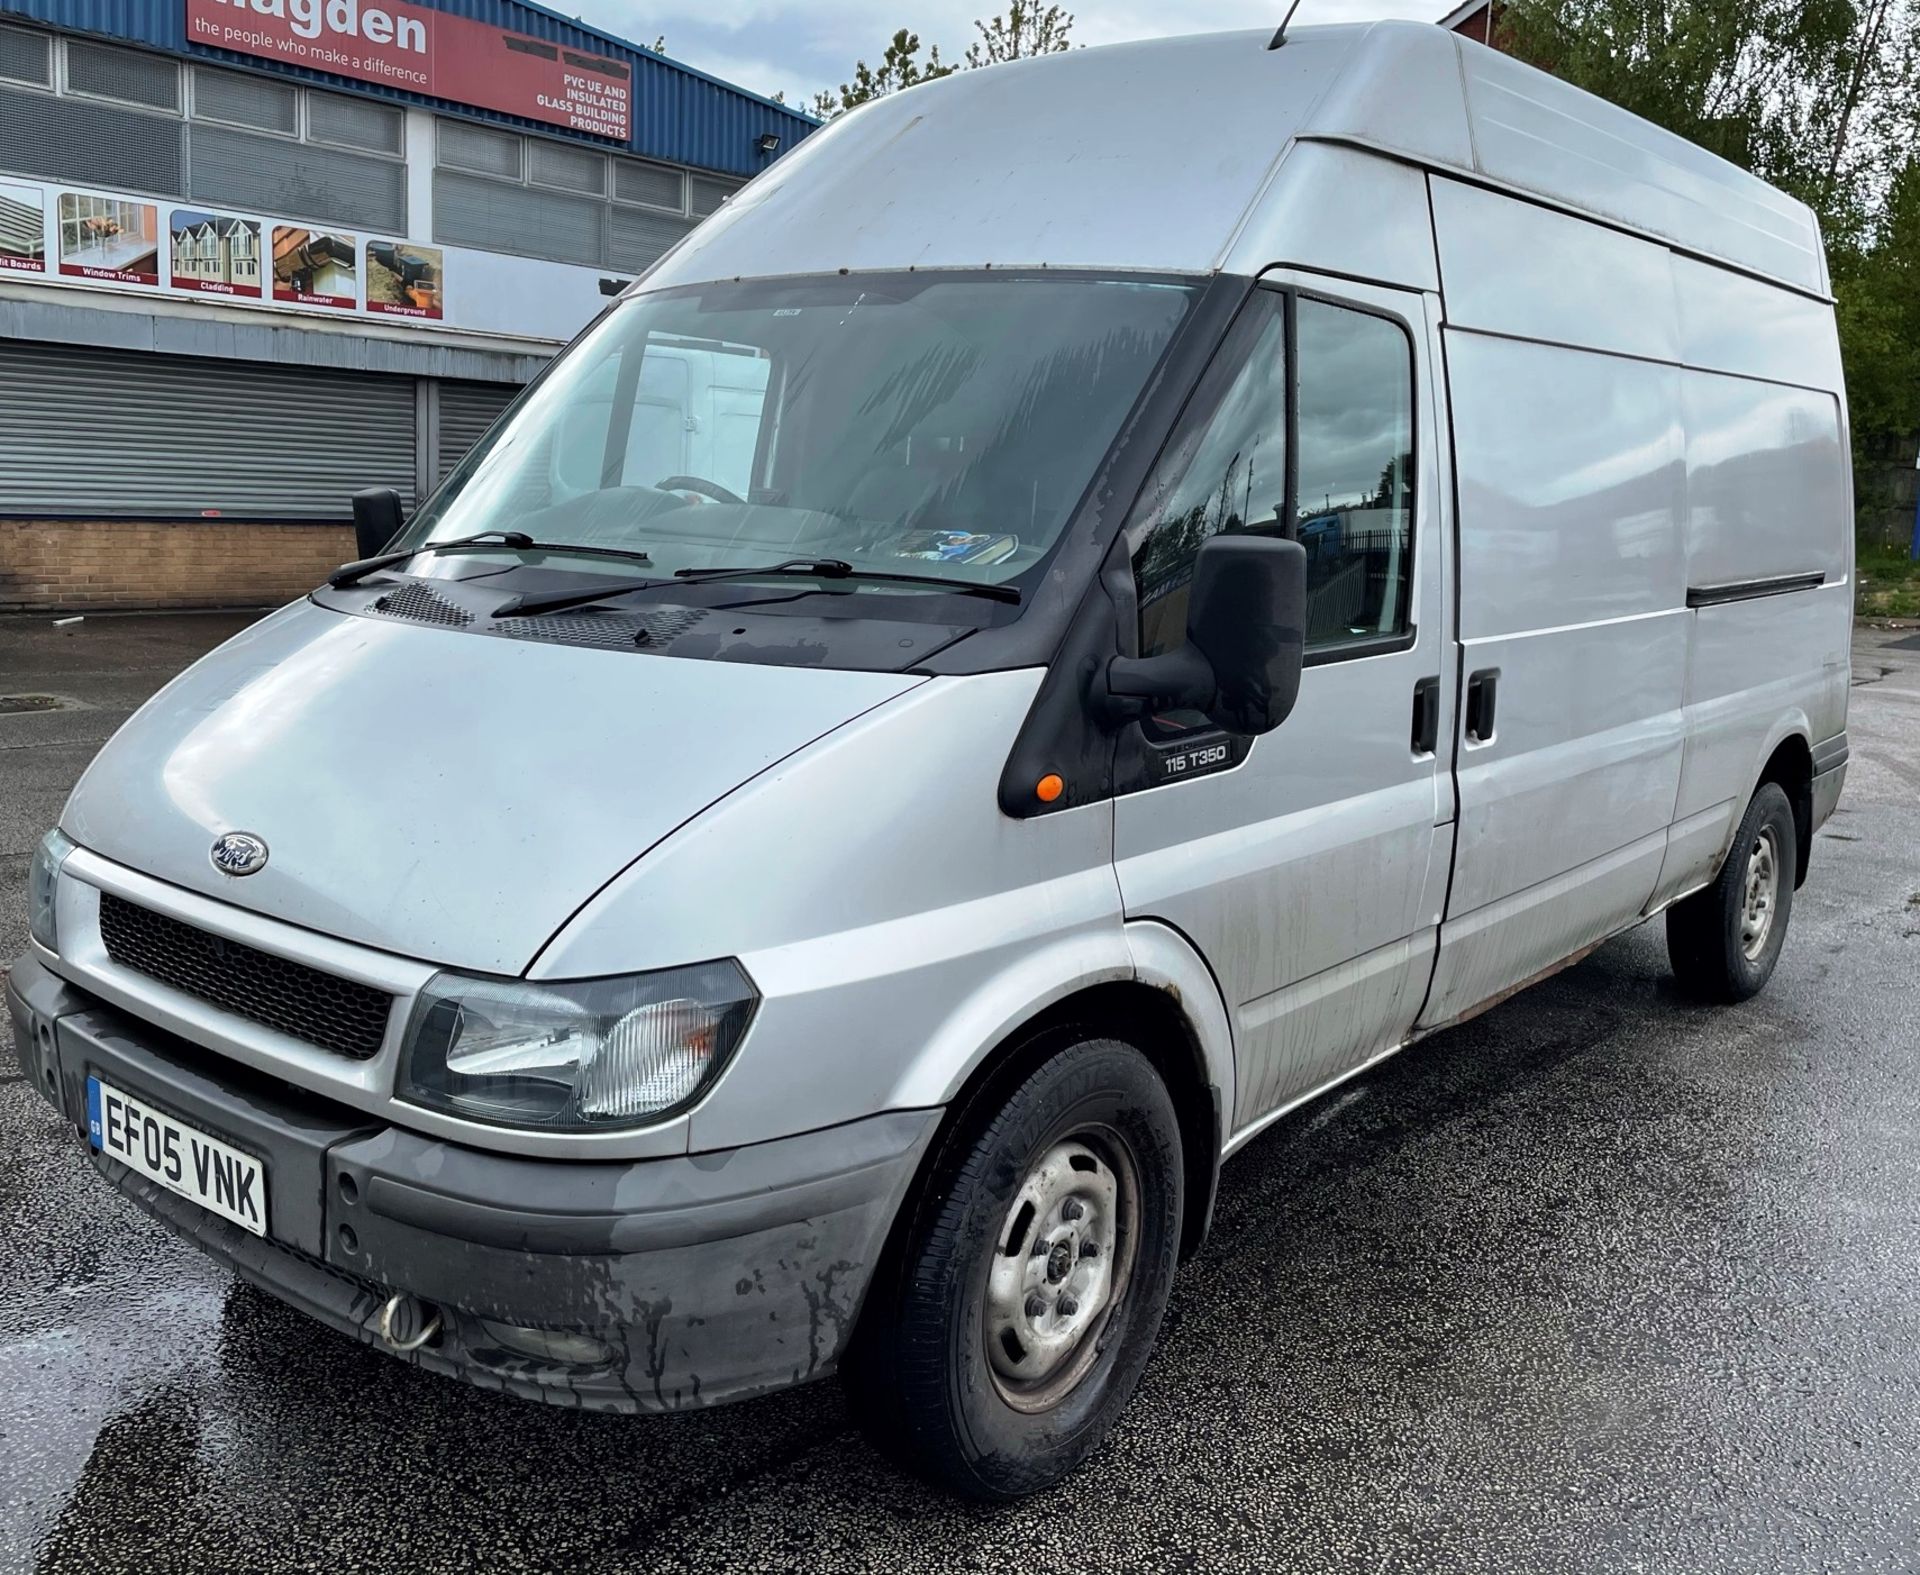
[1112,275,1455,1141]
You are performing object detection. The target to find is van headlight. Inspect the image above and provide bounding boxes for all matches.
[397,961,758,1130]
[29,828,75,953]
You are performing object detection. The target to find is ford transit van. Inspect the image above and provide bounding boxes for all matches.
[9,22,1852,1499]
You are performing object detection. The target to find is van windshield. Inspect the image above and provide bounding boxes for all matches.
[396,272,1200,596]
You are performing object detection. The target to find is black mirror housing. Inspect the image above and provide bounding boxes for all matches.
[352,487,406,559]
[1105,534,1307,736]
[1185,534,1306,733]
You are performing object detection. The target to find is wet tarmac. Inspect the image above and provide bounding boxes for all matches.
[3,612,1918,1572]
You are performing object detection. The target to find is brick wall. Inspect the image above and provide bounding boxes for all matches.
[1448,5,1494,45]
[1856,435,1920,549]
[0,521,356,612]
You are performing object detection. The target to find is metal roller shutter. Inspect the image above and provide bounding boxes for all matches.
[437,380,520,482]
[0,342,416,519]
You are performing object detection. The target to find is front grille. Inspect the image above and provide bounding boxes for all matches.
[98,893,392,1060]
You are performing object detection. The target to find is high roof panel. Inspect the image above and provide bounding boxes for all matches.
[1294,23,1826,296]
[645,27,1366,286]
[1449,41,1826,294]
[647,21,1826,296]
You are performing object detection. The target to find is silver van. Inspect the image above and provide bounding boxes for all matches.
[9,22,1851,1498]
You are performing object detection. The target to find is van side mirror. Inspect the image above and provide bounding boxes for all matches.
[1105,535,1307,735]
[352,487,406,559]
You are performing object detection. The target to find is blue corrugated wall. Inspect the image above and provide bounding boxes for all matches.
[0,0,816,176]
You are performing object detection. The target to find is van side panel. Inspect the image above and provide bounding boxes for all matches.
[1421,177,1690,1026]
[1672,257,1846,389]
[1423,175,1848,1025]
[1422,333,1688,1022]
[1425,178,1679,361]
[1648,372,1851,905]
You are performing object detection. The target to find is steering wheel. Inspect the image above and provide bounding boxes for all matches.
[656,475,745,506]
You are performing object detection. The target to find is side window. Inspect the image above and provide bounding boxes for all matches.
[1295,298,1415,648]
[1127,289,1288,659]
[1125,288,1417,665]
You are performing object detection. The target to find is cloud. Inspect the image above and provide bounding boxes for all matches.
[568,0,1450,103]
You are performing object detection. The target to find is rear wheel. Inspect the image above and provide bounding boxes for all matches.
[844,1038,1183,1500]
[1667,781,1797,1002]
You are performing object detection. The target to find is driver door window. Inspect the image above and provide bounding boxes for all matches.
[1295,298,1415,649]
[1128,289,1289,660]
[1126,288,1416,665]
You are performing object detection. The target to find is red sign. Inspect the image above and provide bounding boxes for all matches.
[186,0,633,141]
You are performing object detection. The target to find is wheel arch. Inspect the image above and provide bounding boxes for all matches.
[875,944,1234,1282]
[1755,730,1814,889]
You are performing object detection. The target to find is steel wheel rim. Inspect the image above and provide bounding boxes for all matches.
[983,1126,1140,1413]
[1740,826,1780,961]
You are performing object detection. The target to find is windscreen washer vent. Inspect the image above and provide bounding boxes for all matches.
[498,607,708,650]
[370,581,473,627]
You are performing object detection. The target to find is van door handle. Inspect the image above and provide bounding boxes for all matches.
[1411,676,1439,756]
[1465,668,1499,744]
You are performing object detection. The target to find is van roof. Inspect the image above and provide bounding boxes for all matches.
[643,21,1827,300]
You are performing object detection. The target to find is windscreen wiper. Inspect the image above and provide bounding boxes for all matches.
[494,557,1021,619]
[328,533,653,589]
[674,558,1022,604]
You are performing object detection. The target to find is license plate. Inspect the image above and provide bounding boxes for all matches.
[86,1075,268,1237]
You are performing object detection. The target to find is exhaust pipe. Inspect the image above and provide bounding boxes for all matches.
[376,1293,442,1353]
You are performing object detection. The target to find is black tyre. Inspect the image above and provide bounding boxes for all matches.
[1667,781,1797,1003]
[845,1038,1183,1500]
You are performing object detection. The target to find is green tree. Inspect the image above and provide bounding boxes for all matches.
[829,28,954,115]
[814,6,1076,120]
[965,3,1076,67]
[1834,158,1920,444]
[1496,0,1919,239]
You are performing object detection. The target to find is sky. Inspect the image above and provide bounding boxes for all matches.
[557,0,1454,107]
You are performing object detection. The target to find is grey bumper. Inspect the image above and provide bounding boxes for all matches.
[7,951,936,1413]
[1811,731,1848,833]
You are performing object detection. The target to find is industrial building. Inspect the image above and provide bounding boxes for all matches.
[0,0,814,609]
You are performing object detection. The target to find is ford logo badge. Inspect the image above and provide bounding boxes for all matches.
[210,832,269,877]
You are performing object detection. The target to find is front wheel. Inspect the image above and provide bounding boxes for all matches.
[1667,781,1798,1002]
[844,1038,1183,1500]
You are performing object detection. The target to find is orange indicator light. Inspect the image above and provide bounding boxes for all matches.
[1036,774,1065,803]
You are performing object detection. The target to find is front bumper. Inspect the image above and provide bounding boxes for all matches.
[8,951,936,1413]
